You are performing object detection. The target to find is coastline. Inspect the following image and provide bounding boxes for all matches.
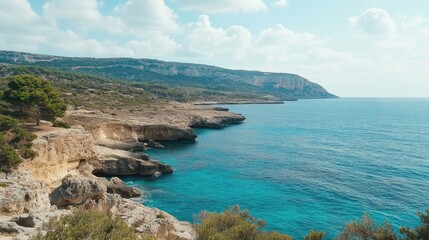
[193,99,291,105]
[0,102,246,239]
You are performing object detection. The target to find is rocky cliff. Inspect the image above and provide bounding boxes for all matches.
[0,124,195,239]
[0,103,246,239]
[22,127,97,188]
[63,103,245,146]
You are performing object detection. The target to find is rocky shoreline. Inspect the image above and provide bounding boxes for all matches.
[193,100,287,105]
[0,103,245,239]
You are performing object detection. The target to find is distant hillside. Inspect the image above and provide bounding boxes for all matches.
[0,50,337,99]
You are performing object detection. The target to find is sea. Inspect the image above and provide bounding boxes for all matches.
[120,98,429,239]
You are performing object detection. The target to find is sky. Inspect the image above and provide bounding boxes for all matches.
[1,0,429,97]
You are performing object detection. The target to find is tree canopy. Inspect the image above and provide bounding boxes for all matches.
[2,75,67,125]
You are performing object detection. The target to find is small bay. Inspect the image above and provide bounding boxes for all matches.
[121,98,429,239]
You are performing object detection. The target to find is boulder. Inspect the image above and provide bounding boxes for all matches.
[49,175,107,208]
[112,198,196,240]
[107,177,142,198]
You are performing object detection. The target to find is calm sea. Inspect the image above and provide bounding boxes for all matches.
[121,98,429,239]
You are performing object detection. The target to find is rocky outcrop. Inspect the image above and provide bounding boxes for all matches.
[63,103,245,145]
[49,175,107,208]
[0,172,51,216]
[106,177,142,198]
[44,174,195,239]
[189,114,245,129]
[113,197,196,240]
[22,126,97,187]
[64,110,197,145]
[0,171,69,240]
[95,122,197,142]
[90,158,173,177]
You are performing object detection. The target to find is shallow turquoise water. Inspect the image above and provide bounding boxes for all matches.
[121,98,429,239]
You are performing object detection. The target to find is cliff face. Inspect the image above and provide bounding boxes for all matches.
[22,127,98,188]
[63,104,245,145]
[96,122,198,142]
[0,125,195,239]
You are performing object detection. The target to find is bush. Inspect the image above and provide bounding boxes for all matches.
[335,213,397,240]
[52,120,70,129]
[0,135,22,172]
[0,114,36,172]
[194,205,292,240]
[305,230,326,240]
[31,209,137,240]
[400,209,429,240]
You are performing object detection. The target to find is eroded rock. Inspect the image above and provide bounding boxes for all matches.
[0,173,50,216]
[107,177,142,198]
[22,126,98,188]
[49,174,107,208]
[90,157,173,176]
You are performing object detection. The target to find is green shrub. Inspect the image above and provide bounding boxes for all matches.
[0,114,37,172]
[194,205,292,240]
[0,134,22,172]
[399,209,429,240]
[52,120,70,129]
[305,230,326,240]
[156,212,166,219]
[335,213,397,240]
[31,209,137,240]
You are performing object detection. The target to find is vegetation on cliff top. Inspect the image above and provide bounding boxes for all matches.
[33,206,428,239]
[195,206,429,240]
[195,205,293,240]
[2,75,66,125]
[0,75,65,172]
[31,209,137,240]
[0,114,36,172]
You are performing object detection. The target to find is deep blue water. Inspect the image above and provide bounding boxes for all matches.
[121,98,429,239]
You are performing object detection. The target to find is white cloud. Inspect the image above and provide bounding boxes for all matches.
[350,8,396,35]
[0,0,51,51]
[127,33,181,58]
[2,0,429,97]
[184,15,252,58]
[43,0,102,25]
[272,0,288,8]
[113,0,179,34]
[178,0,267,13]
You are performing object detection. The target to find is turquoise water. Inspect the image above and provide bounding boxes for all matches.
[121,98,429,239]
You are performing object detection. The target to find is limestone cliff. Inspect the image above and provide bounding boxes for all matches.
[63,103,244,145]
[0,125,195,239]
[21,126,97,188]
[0,103,245,239]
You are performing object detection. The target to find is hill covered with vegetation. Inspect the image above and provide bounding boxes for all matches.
[0,50,337,100]
[0,65,270,111]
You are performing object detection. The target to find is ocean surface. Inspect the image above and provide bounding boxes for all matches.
[121,98,429,239]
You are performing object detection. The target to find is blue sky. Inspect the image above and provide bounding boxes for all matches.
[1,0,429,97]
